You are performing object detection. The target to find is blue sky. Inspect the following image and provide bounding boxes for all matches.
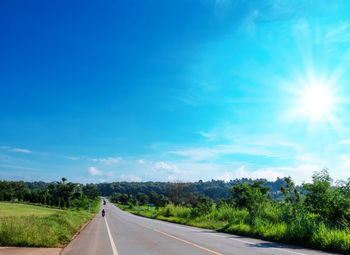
[1,0,350,184]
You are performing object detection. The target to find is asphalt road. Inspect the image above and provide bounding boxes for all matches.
[62,201,338,255]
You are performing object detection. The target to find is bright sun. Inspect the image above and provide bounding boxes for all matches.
[300,86,334,118]
[287,71,341,128]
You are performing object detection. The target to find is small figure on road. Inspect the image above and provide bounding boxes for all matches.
[102,209,105,217]
[103,200,106,205]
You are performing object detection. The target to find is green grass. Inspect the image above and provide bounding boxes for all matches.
[117,203,350,254]
[0,203,59,217]
[0,200,100,247]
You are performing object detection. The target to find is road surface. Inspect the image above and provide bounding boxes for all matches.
[62,201,337,255]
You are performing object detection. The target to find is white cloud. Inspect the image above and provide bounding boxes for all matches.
[338,139,350,144]
[216,166,284,182]
[338,155,350,179]
[294,154,324,165]
[138,159,145,164]
[66,156,80,160]
[88,166,103,176]
[91,157,122,164]
[170,133,298,162]
[105,171,114,177]
[9,148,32,153]
[171,148,216,161]
[198,131,215,141]
[154,161,180,174]
[0,163,36,170]
[171,144,276,161]
[216,165,320,184]
[326,23,350,43]
[120,174,141,182]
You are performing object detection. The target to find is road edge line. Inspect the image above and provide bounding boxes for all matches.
[105,216,119,255]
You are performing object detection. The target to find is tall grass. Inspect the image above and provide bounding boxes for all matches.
[0,199,100,247]
[119,203,350,254]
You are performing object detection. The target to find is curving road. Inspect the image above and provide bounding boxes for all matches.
[62,201,337,255]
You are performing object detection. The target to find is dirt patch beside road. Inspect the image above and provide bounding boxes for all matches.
[0,247,62,255]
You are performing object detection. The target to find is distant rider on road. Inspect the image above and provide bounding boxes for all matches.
[102,209,105,217]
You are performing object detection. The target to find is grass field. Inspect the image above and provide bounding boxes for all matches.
[0,203,59,217]
[0,200,100,247]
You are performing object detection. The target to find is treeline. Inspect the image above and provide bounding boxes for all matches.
[0,178,100,209]
[109,169,350,230]
[98,178,291,205]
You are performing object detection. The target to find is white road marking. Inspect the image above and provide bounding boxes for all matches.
[110,203,310,255]
[203,234,307,255]
[104,215,118,255]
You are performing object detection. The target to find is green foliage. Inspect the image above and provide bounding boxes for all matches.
[83,184,100,200]
[303,169,333,215]
[110,191,169,208]
[0,179,100,210]
[0,181,30,201]
[95,178,291,202]
[302,169,350,227]
[280,176,301,205]
[191,194,213,217]
[230,180,270,213]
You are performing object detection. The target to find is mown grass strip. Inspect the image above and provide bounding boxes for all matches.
[0,203,59,217]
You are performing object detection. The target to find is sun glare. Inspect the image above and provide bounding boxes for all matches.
[287,73,341,128]
[300,86,333,118]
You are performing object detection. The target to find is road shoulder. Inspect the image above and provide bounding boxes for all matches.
[0,247,61,255]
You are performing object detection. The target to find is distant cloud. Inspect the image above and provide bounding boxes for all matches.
[154,161,180,174]
[66,156,80,160]
[326,23,350,43]
[138,159,145,164]
[216,165,320,184]
[91,157,122,164]
[0,163,36,170]
[232,166,285,181]
[338,139,350,144]
[1,146,32,154]
[120,174,141,182]
[171,144,276,161]
[9,148,32,153]
[198,131,215,141]
[171,148,216,161]
[88,166,103,176]
[339,155,350,173]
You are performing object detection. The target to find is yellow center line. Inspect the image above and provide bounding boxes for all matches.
[135,221,223,255]
[113,206,222,255]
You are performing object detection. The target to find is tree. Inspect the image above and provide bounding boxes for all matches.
[280,176,300,204]
[191,194,213,217]
[136,192,149,205]
[166,182,194,205]
[83,184,100,199]
[303,169,332,216]
[230,180,270,213]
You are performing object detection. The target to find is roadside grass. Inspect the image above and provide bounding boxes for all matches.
[0,199,100,247]
[0,203,59,217]
[116,203,350,254]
